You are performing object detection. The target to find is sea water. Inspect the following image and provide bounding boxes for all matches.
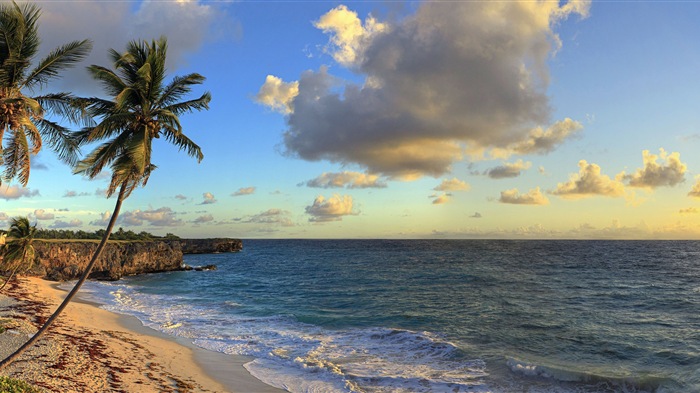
[76,240,700,392]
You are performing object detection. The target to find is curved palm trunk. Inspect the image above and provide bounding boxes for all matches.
[0,249,28,292]
[0,182,127,371]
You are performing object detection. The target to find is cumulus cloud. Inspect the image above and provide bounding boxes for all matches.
[34,209,55,220]
[305,194,358,222]
[193,214,214,224]
[90,211,112,226]
[200,192,217,204]
[37,0,232,94]
[261,2,588,178]
[231,187,256,197]
[433,178,469,192]
[63,190,90,197]
[680,207,699,214]
[50,219,83,229]
[255,75,299,114]
[551,160,625,199]
[431,193,451,205]
[499,187,549,205]
[620,149,686,189]
[243,209,295,227]
[305,171,387,189]
[485,160,532,179]
[120,207,183,227]
[0,185,39,200]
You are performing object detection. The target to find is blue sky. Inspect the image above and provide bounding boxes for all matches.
[3,0,700,239]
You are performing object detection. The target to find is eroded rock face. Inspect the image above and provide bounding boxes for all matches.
[30,238,241,281]
[33,241,183,281]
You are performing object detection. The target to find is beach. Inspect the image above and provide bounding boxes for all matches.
[0,276,281,393]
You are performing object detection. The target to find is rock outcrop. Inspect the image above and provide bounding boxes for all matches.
[30,238,241,281]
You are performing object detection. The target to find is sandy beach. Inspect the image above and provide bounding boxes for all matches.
[0,277,282,393]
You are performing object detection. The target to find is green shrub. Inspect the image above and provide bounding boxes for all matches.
[0,377,42,393]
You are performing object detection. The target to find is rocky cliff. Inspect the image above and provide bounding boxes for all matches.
[29,238,241,281]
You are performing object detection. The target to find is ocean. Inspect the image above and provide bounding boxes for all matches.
[77,240,700,393]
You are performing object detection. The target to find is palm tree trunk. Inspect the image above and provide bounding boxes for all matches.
[0,181,128,371]
[0,249,27,292]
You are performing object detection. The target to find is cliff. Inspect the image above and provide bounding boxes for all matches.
[29,238,241,281]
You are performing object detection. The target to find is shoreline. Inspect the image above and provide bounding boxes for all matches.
[0,277,282,393]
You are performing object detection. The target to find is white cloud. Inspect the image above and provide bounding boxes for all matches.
[619,149,686,189]
[688,176,700,198]
[120,207,183,227]
[305,194,358,222]
[175,194,188,201]
[193,214,214,224]
[305,172,386,189]
[499,187,549,205]
[243,209,295,227]
[255,75,299,114]
[433,178,469,192]
[264,2,588,178]
[37,0,232,94]
[0,185,39,200]
[200,192,217,204]
[232,187,256,197]
[34,209,55,220]
[431,193,451,205]
[485,160,532,179]
[50,219,83,229]
[63,190,90,197]
[0,212,9,222]
[552,160,625,199]
[90,211,112,226]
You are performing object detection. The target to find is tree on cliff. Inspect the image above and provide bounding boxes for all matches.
[0,1,92,186]
[0,37,210,370]
[0,217,36,292]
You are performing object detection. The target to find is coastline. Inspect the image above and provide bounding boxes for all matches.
[0,277,282,393]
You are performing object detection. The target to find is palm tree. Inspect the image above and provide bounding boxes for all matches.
[0,37,210,370]
[0,1,92,186]
[0,217,36,292]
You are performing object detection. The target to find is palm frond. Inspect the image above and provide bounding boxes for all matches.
[157,73,206,107]
[2,127,30,185]
[23,39,92,89]
[161,127,203,163]
[165,92,211,115]
[35,118,80,166]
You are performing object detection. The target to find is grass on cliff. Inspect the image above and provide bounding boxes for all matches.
[0,376,43,393]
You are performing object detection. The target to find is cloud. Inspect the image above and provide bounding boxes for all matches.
[680,207,699,214]
[433,178,469,192]
[620,149,686,189]
[242,209,295,227]
[255,75,299,114]
[262,2,588,178]
[485,160,532,179]
[305,172,387,189]
[37,0,232,94]
[193,214,214,224]
[0,185,39,200]
[175,194,188,201]
[90,211,112,226]
[231,187,256,197]
[34,209,55,220]
[200,192,217,204]
[689,176,700,198]
[431,193,451,205]
[50,219,83,229]
[120,207,183,227]
[0,212,9,222]
[551,160,625,199]
[63,190,90,197]
[499,187,549,205]
[470,212,482,218]
[305,194,358,222]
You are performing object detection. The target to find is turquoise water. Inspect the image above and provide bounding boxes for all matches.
[82,240,700,392]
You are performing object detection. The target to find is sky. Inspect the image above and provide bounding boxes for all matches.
[3,0,700,239]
